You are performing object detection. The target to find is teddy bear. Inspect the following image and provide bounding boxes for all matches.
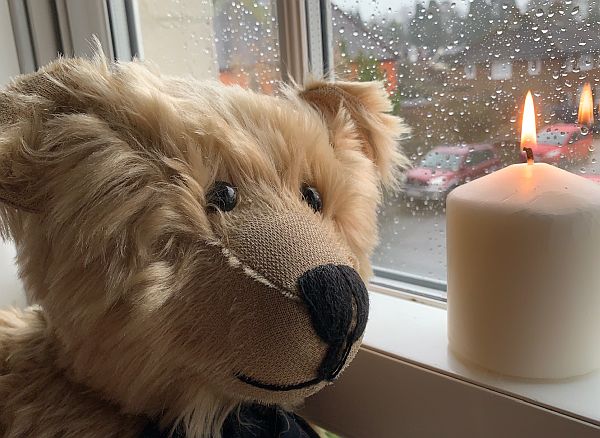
[0,54,407,438]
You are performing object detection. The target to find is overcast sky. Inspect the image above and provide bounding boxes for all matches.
[333,0,531,19]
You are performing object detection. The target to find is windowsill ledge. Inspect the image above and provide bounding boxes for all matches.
[363,289,600,426]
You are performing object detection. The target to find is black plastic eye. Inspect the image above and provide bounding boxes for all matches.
[207,181,238,212]
[301,184,322,213]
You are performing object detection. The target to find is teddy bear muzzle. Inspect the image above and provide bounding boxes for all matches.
[218,211,370,398]
[236,263,368,392]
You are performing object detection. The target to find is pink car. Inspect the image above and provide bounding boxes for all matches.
[403,144,501,201]
[524,124,592,165]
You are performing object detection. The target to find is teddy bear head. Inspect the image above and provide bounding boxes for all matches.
[0,56,406,432]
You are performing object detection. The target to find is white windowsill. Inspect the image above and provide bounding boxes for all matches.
[363,289,600,426]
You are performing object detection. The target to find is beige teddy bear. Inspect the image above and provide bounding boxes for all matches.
[0,55,406,438]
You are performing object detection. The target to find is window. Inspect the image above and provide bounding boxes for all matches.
[5,0,600,298]
[537,129,570,146]
[137,0,281,92]
[136,0,218,80]
[490,60,512,80]
[330,0,600,291]
[565,58,575,72]
[0,2,19,86]
[464,64,476,79]
[578,53,593,71]
[528,59,541,76]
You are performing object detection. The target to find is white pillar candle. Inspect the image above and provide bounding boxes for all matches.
[447,163,600,378]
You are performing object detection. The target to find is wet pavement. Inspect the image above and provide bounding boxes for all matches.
[372,138,600,284]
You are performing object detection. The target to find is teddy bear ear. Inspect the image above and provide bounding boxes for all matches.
[299,80,409,186]
[0,56,98,216]
[0,92,44,214]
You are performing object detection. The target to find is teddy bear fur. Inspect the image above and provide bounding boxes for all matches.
[0,54,407,438]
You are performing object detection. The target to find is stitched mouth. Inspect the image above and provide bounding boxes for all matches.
[236,373,323,392]
[209,241,299,301]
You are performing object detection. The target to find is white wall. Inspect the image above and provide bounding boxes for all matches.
[137,0,218,80]
[0,241,25,308]
[0,1,21,86]
[0,6,26,309]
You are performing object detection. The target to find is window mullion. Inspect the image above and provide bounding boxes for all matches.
[276,0,309,84]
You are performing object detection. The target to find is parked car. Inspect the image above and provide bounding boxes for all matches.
[403,144,501,201]
[523,123,592,165]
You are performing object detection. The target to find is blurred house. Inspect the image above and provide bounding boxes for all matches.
[442,20,600,119]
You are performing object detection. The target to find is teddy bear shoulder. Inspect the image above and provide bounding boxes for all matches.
[0,307,146,438]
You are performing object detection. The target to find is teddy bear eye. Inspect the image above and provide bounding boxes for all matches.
[207,181,238,212]
[301,184,322,213]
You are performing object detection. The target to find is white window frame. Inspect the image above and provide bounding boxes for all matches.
[0,1,21,85]
[464,64,476,80]
[578,53,594,71]
[528,59,542,76]
[490,60,512,80]
[6,2,600,437]
[565,58,576,72]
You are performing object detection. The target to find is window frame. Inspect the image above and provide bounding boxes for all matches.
[528,59,542,76]
[490,60,513,80]
[464,63,476,79]
[578,53,594,71]
[301,292,600,437]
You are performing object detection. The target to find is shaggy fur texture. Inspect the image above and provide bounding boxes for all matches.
[0,54,407,438]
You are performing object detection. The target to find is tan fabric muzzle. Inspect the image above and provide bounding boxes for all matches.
[213,210,368,399]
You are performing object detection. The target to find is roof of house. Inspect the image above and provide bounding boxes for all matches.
[448,21,600,64]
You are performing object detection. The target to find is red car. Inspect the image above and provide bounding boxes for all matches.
[403,144,501,201]
[525,123,592,165]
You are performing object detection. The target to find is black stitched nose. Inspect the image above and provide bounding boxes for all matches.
[298,264,369,381]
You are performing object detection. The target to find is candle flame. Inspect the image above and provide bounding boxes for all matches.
[521,91,537,165]
[578,83,594,126]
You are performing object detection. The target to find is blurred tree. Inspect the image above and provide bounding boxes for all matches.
[460,0,494,45]
[354,52,385,82]
[410,2,428,47]
[422,0,444,50]
[494,0,521,28]
[439,0,461,48]
[588,0,600,22]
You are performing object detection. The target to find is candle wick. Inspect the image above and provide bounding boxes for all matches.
[523,147,534,165]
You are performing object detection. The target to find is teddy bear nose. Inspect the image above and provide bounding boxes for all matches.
[298,264,369,381]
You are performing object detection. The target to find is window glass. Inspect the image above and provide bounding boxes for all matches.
[464,64,476,79]
[136,0,218,80]
[420,150,463,171]
[537,130,569,146]
[333,0,600,285]
[490,61,513,80]
[212,0,280,93]
[137,0,280,91]
[528,59,541,76]
[469,150,490,165]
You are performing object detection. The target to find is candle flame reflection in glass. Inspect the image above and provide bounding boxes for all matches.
[578,83,594,127]
[521,91,537,165]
